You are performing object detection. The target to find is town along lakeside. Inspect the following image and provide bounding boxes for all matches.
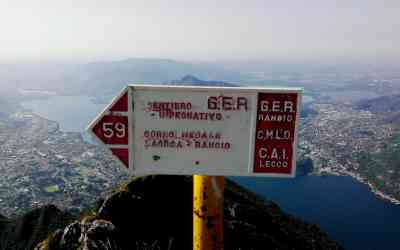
[21,93,400,206]
[299,101,400,205]
[19,94,400,250]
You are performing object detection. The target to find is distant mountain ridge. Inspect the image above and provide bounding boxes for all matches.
[0,58,246,96]
[356,94,400,123]
[356,94,400,113]
[168,74,238,87]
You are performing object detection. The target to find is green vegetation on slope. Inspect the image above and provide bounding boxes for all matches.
[357,127,400,199]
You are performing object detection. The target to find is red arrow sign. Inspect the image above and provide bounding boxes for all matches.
[88,89,129,168]
[88,85,301,176]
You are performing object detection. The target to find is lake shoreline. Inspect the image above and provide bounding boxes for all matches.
[316,167,400,205]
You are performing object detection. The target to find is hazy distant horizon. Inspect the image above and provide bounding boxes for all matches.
[1,0,399,63]
[1,57,400,69]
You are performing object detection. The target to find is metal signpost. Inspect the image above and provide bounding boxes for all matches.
[88,85,302,250]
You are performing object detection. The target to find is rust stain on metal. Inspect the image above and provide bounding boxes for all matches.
[194,175,224,250]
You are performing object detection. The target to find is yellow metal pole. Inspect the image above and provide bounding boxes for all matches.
[193,175,224,250]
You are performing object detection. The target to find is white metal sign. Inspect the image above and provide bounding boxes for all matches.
[88,85,302,177]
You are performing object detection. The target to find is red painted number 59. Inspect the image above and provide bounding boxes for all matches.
[92,115,128,145]
[103,122,126,138]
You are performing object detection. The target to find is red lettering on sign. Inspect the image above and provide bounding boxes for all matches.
[92,115,128,145]
[158,111,223,121]
[253,93,298,174]
[148,102,192,112]
[207,96,248,111]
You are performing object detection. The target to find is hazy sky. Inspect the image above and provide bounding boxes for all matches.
[1,0,399,63]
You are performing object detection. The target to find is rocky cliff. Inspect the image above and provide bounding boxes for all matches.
[32,175,343,250]
[0,205,72,250]
[0,175,344,250]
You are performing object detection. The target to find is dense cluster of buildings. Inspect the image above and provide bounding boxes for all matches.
[0,112,127,216]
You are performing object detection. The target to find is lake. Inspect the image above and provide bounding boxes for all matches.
[234,175,400,250]
[22,95,104,142]
[22,95,400,250]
